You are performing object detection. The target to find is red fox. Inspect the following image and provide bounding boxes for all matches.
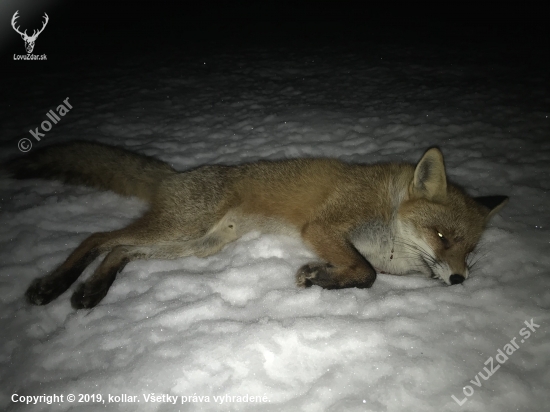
[6,141,507,309]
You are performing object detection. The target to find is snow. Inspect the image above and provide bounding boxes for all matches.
[1,30,549,412]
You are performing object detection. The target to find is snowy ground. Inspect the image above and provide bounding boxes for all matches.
[1,28,549,412]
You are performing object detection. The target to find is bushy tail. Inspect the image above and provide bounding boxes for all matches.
[5,141,176,202]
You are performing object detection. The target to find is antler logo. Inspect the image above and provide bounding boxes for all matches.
[11,10,49,54]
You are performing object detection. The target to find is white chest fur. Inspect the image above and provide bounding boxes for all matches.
[350,219,430,276]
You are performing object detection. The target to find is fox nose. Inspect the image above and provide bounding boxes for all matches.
[450,274,465,285]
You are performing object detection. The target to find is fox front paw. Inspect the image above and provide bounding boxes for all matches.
[295,262,332,287]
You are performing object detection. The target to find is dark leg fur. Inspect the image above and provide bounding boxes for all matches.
[25,249,100,305]
[24,214,168,307]
[71,252,130,309]
[297,221,377,289]
[296,261,376,289]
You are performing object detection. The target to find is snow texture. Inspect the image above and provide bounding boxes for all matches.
[1,40,549,412]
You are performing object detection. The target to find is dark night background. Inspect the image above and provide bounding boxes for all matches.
[2,1,548,135]
[2,1,549,77]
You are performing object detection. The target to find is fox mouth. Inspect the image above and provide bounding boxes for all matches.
[421,256,439,280]
[431,273,455,286]
[431,272,451,285]
[430,270,466,285]
[422,257,457,285]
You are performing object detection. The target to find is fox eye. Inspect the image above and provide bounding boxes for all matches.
[437,231,451,249]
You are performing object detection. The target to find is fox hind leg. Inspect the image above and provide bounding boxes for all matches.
[25,232,110,305]
[70,223,240,308]
[25,241,102,305]
[25,211,190,306]
[70,245,132,309]
[24,169,238,307]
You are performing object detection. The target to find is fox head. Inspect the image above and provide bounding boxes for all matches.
[397,148,508,285]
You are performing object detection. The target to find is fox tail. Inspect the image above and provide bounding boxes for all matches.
[5,141,176,202]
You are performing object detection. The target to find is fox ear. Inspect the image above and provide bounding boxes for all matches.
[475,195,509,220]
[411,148,447,201]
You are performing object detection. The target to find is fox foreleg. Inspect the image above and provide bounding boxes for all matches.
[296,222,376,289]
